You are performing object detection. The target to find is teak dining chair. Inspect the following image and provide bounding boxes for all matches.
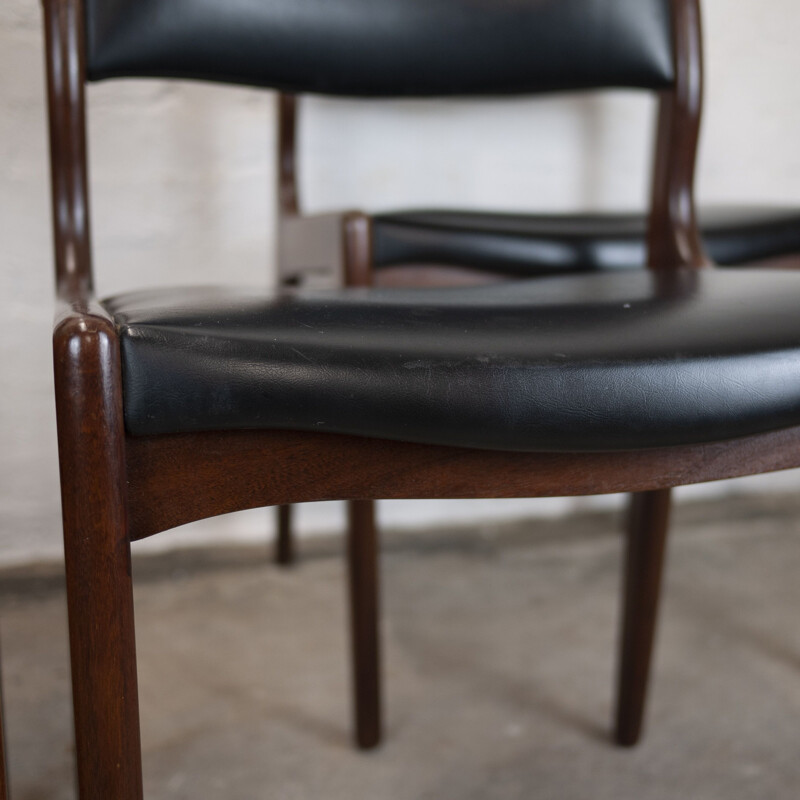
[45,1,800,798]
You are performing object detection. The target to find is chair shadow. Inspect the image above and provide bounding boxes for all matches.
[391,625,610,745]
[669,579,800,675]
[267,703,353,751]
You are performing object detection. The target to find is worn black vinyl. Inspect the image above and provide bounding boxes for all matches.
[373,207,800,274]
[84,0,674,96]
[106,270,800,452]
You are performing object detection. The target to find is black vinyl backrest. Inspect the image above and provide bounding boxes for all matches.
[84,0,675,96]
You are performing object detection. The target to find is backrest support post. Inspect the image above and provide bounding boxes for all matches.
[277,93,299,216]
[43,0,94,299]
[648,0,709,269]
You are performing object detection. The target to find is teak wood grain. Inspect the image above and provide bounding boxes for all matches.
[43,0,93,300]
[44,2,144,798]
[53,300,143,800]
[125,424,800,541]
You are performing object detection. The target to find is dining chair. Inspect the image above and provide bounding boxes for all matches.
[44,1,800,797]
[277,97,800,300]
[272,2,800,752]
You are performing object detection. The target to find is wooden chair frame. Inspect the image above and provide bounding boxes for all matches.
[43,0,800,797]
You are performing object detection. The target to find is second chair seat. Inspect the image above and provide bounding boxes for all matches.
[372,206,800,275]
[108,269,800,451]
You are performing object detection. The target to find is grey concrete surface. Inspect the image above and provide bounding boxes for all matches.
[2,493,800,799]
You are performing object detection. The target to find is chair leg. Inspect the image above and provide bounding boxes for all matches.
[275,505,295,566]
[63,511,143,800]
[615,488,672,747]
[54,319,143,800]
[347,500,382,750]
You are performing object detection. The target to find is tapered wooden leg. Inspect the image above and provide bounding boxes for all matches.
[54,312,143,800]
[347,500,382,750]
[275,505,295,565]
[615,488,672,747]
[63,505,142,800]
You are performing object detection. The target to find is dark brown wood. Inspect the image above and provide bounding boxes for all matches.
[53,301,143,800]
[125,424,800,541]
[615,489,672,747]
[340,205,382,749]
[44,5,142,796]
[274,94,300,564]
[277,93,299,216]
[648,0,709,271]
[343,212,374,288]
[275,505,294,565]
[43,0,94,299]
[375,263,506,288]
[347,501,382,749]
[748,253,800,270]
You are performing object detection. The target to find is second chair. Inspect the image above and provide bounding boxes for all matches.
[272,13,800,754]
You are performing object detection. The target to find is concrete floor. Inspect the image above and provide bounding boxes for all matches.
[2,494,800,799]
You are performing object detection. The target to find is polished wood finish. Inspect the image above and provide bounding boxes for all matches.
[375,263,505,288]
[274,92,298,564]
[347,501,382,749]
[278,93,299,217]
[616,489,672,747]
[275,505,294,565]
[648,0,709,271]
[343,212,374,287]
[124,424,800,541]
[43,0,93,300]
[53,301,143,800]
[44,3,143,797]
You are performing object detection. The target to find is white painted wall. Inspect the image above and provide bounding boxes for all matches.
[2,1,800,566]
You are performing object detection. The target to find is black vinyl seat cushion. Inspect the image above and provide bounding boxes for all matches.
[105,270,800,452]
[372,207,800,275]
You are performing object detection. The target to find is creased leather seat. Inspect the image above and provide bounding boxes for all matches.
[107,269,800,451]
[372,207,800,275]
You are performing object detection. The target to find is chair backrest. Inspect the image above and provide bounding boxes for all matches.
[42,0,706,301]
[83,0,675,96]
